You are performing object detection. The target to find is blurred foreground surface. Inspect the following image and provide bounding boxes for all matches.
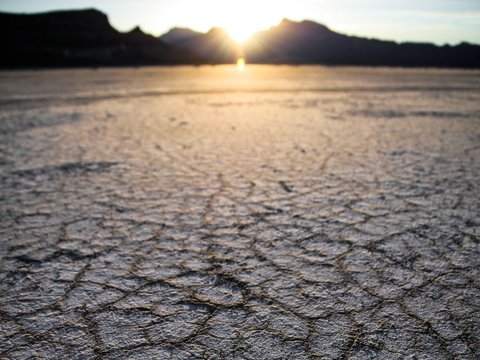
[1,66,480,359]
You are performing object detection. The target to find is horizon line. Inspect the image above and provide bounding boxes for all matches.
[1,7,478,47]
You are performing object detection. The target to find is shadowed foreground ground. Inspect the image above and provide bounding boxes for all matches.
[1,66,479,359]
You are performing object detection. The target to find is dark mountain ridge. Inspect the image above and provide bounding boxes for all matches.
[162,27,243,64]
[1,8,479,68]
[0,8,201,67]
[243,19,480,67]
[160,27,203,45]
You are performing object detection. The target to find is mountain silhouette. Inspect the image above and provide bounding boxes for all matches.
[244,19,480,67]
[0,9,200,67]
[160,27,203,45]
[161,27,242,64]
[1,9,479,68]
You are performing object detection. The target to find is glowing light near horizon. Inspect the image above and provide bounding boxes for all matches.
[127,0,291,43]
[215,0,285,43]
[227,21,261,43]
[228,27,255,43]
[237,58,245,70]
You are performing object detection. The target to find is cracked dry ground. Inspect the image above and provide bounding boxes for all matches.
[0,67,480,359]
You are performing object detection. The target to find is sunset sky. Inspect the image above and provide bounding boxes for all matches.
[1,0,479,44]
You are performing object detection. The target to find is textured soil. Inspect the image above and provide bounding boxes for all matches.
[1,66,479,359]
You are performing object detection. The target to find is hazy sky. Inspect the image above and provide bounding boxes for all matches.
[1,0,479,44]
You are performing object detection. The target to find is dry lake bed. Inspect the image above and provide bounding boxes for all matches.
[1,66,479,359]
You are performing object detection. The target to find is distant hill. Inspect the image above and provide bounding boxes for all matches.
[160,27,203,45]
[162,27,242,64]
[1,9,479,68]
[244,19,480,67]
[0,9,201,67]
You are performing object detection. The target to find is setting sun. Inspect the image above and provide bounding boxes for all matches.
[210,0,286,43]
[228,27,255,44]
[227,21,261,43]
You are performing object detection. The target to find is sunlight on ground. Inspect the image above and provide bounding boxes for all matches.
[237,58,246,71]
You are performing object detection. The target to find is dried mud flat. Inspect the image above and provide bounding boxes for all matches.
[1,66,479,359]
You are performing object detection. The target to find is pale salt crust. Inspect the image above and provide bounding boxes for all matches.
[0,66,479,359]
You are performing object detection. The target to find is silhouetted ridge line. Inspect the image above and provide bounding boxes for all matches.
[0,8,202,67]
[243,19,480,67]
[160,27,203,45]
[1,9,479,68]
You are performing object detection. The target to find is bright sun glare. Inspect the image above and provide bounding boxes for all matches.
[228,27,255,43]
[214,0,283,43]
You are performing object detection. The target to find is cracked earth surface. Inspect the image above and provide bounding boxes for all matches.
[1,66,479,359]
